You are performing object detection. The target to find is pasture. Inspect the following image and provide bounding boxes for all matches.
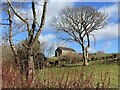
[36,62,118,88]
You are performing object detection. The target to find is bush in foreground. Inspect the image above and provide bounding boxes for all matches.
[2,61,111,89]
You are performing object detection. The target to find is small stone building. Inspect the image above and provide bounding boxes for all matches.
[55,47,76,57]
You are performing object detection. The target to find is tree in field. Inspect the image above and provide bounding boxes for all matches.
[52,6,107,66]
[40,41,55,58]
[1,0,48,81]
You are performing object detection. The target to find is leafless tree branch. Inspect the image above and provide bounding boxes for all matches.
[7,0,31,33]
[33,0,47,44]
[52,6,107,66]
[7,1,20,67]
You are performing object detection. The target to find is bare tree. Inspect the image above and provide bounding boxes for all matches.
[46,42,55,57]
[40,41,68,58]
[40,41,48,55]
[3,0,48,81]
[52,6,107,66]
[40,41,55,57]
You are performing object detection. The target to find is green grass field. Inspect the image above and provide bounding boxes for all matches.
[36,62,118,88]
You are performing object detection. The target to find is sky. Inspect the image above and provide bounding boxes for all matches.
[40,1,119,54]
[1,0,119,56]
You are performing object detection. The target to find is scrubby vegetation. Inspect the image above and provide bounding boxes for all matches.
[2,57,118,88]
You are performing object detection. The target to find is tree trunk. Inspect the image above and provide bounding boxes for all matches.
[82,46,89,66]
[85,47,89,65]
[25,48,35,83]
[82,33,89,66]
[28,55,35,81]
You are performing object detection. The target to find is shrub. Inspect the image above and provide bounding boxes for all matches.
[47,57,59,66]
[34,53,47,69]
[47,57,58,62]
[2,45,14,65]
[2,60,45,88]
[59,52,82,65]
